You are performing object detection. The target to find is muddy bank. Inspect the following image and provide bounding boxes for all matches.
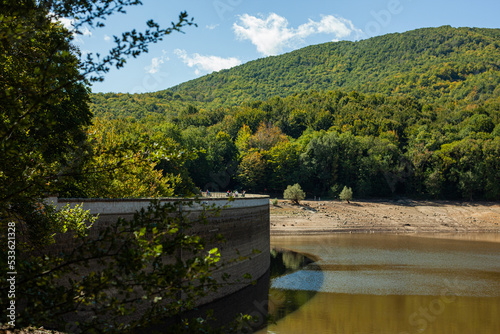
[270,199,500,235]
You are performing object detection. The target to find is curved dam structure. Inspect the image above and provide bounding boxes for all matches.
[50,195,271,308]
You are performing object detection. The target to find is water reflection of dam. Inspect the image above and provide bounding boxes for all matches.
[161,248,321,333]
[267,248,322,324]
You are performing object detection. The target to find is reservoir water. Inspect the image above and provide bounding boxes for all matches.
[258,233,500,334]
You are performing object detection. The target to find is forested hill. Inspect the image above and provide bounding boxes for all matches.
[91,26,500,117]
[85,26,500,201]
[169,26,500,104]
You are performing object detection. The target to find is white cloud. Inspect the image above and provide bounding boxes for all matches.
[104,34,112,42]
[79,26,92,37]
[145,52,170,74]
[53,15,92,43]
[206,23,219,30]
[305,15,360,40]
[174,49,242,75]
[233,13,361,56]
[145,57,164,74]
[57,17,74,30]
[56,16,92,37]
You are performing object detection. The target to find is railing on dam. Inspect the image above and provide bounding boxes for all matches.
[49,194,270,217]
[200,191,263,198]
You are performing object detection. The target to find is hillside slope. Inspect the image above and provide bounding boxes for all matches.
[91,26,500,118]
[168,26,500,105]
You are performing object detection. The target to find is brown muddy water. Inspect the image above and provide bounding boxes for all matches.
[258,233,500,334]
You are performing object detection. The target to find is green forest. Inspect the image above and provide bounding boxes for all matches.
[2,4,500,331]
[87,26,500,200]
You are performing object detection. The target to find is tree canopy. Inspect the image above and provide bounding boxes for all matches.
[1,0,197,225]
[89,87,500,200]
[90,26,500,119]
[0,2,241,333]
[86,27,500,202]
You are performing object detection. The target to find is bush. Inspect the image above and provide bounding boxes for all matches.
[272,198,279,206]
[339,186,353,203]
[284,183,306,204]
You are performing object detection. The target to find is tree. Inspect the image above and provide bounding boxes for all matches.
[300,131,341,194]
[0,2,231,333]
[207,131,239,174]
[181,126,213,188]
[339,186,353,203]
[482,137,500,199]
[268,141,303,192]
[235,124,253,153]
[284,183,306,205]
[59,118,197,198]
[1,0,197,229]
[236,151,267,192]
[247,122,288,151]
[7,200,229,333]
[1,0,94,242]
[205,131,239,191]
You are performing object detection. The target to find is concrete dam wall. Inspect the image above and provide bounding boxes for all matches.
[50,195,271,308]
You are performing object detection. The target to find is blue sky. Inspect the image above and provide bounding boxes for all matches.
[71,0,500,94]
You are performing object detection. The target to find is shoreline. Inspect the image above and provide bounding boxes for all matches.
[270,199,500,235]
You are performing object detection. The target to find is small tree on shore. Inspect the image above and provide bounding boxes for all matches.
[339,186,353,203]
[284,183,306,204]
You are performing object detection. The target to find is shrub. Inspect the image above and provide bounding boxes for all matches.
[272,198,279,206]
[284,183,306,204]
[339,186,353,203]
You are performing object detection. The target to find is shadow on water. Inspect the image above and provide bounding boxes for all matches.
[141,249,321,333]
[140,271,270,333]
[266,248,323,325]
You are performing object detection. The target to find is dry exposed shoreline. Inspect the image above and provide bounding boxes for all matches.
[270,199,500,235]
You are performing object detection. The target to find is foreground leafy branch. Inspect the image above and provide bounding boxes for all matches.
[0,0,197,219]
[0,200,234,333]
